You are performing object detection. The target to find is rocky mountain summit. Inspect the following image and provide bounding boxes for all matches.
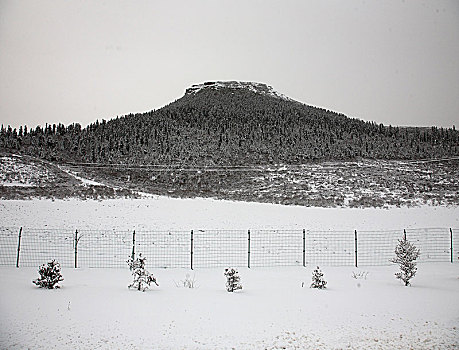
[185,81,294,102]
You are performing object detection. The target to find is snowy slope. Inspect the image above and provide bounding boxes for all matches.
[0,154,79,187]
[0,153,139,199]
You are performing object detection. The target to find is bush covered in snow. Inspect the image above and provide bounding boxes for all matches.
[32,260,64,289]
[224,268,242,292]
[310,266,327,289]
[127,254,158,292]
[391,235,420,286]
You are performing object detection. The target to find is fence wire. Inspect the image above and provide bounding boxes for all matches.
[136,230,190,268]
[77,229,132,268]
[0,227,19,266]
[251,229,303,267]
[306,230,355,266]
[358,229,402,266]
[20,229,74,267]
[454,228,459,263]
[0,227,457,268]
[193,230,247,268]
[407,228,452,263]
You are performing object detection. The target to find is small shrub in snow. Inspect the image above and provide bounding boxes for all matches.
[224,268,242,292]
[391,235,420,286]
[310,266,327,289]
[351,270,369,280]
[127,253,158,292]
[33,260,64,289]
[175,273,198,288]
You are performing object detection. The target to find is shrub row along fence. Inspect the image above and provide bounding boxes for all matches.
[0,227,458,269]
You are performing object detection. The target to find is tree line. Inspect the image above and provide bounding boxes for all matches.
[1,86,458,165]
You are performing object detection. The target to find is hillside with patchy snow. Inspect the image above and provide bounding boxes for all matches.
[0,154,78,187]
[1,152,459,207]
[0,153,136,200]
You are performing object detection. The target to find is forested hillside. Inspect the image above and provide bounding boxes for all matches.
[1,81,458,165]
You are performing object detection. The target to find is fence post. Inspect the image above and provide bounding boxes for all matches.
[451,228,453,263]
[404,229,406,240]
[190,230,194,270]
[354,230,358,267]
[131,230,136,261]
[303,229,306,267]
[74,230,78,268]
[16,227,22,268]
[248,230,251,268]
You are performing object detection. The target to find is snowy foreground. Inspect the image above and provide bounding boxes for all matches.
[1,264,458,349]
[1,196,459,230]
[1,197,459,348]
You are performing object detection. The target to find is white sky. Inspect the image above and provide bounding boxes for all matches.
[0,0,458,130]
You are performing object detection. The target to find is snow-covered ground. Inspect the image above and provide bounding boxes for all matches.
[1,197,459,231]
[1,264,458,349]
[1,197,459,348]
[0,155,60,187]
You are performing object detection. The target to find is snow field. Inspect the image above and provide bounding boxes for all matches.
[0,264,458,349]
[1,197,459,231]
[1,197,459,348]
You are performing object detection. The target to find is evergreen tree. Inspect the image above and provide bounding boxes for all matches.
[224,267,242,292]
[127,253,158,291]
[310,266,327,289]
[33,260,64,289]
[391,235,420,286]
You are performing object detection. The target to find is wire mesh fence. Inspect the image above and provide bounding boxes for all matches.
[0,227,457,269]
[193,230,247,268]
[306,230,355,266]
[251,229,303,267]
[407,228,453,263]
[0,227,19,266]
[19,228,74,268]
[77,229,132,268]
[136,230,190,269]
[357,229,403,266]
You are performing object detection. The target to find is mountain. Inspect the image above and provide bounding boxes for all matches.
[1,81,458,166]
[1,82,459,206]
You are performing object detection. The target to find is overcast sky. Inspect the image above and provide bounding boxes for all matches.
[1,0,458,130]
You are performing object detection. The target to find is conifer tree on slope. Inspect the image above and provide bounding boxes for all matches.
[391,235,420,286]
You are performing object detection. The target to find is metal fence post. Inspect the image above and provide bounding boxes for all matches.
[131,230,136,261]
[354,230,358,267]
[16,227,22,268]
[248,230,251,268]
[451,228,453,263]
[303,229,306,267]
[190,230,194,270]
[74,230,78,268]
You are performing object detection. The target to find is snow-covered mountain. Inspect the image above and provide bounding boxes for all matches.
[1,80,458,166]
